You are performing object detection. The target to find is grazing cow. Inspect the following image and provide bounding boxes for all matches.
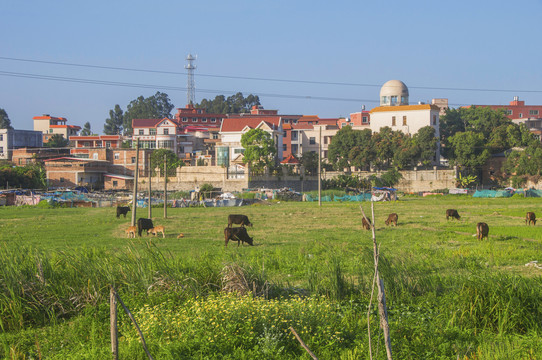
[125,226,137,238]
[137,218,154,237]
[224,227,254,247]
[116,206,131,218]
[362,217,371,230]
[476,222,489,240]
[148,225,165,238]
[526,212,537,226]
[446,209,461,220]
[385,213,398,226]
[227,214,253,228]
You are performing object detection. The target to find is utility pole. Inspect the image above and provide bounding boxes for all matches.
[163,154,167,219]
[318,126,322,207]
[148,155,152,219]
[130,139,140,226]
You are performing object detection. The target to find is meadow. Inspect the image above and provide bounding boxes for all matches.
[0,196,541,359]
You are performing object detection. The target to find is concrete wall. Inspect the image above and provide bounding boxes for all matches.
[139,165,457,193]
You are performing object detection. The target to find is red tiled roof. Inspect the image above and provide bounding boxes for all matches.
[281,153,300,164]
[220,116,281,132]
[132,119,162,128]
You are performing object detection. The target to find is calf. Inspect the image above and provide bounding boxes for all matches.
[385,213,398,226]
[148,225,165,238]
[228,214,253,228]
[116,206,131,218]
[137,218,154,237]
[362,217,371,230]
[476,222,489,240]
[224,227,254,247]
[526,212,536,226]
[446,209,461,220]
[125,226,137,238]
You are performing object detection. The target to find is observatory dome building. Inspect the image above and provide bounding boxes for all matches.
[380,80,409,106]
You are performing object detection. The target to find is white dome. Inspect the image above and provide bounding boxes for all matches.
[380,80,409,106]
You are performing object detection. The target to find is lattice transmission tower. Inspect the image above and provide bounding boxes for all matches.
[185,54,197,105]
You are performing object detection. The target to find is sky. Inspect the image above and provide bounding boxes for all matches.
[2,0,542,133]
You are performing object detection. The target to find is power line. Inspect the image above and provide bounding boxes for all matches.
[1,56,541,94]
[0,70,378,103]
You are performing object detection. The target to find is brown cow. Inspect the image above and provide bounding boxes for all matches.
[385,213,398,226]
[148,225,165,238]
[362,217,371,230]
[446,209,461,220]
[125,226,137,238]
[476,222,489,240]
[526,212,536,226]
[224,227,254,247]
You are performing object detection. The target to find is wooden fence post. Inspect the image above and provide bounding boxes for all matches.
[110,286,118,360]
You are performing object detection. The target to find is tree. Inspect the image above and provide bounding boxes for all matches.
[81,122,92,136]
[104,105,124,135]
[45,134,69,148]
[197,92,260,114]
[150,149,181,176]
[328,126,365,170]
[240,128,276,170]
[413,126,437,167]
[0,108,13,129]
[123,92,175,135]
[393,136,419,169]
[447,131,490,169]
[300,151,318,175]
[372,127,400,168]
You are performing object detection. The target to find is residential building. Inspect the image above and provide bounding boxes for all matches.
[70,135,124,149]
[369,80,441,164]
[339,109,371,129]
[174,104,225,128]
[33,114,81,143]
[11,147,70,166]
[0,129,43,161]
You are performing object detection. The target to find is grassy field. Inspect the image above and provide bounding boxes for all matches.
[1,196,541,359]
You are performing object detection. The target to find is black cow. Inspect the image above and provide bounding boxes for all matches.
[446,209,461,220]
[137,218,154,237]
[385,213,398,226]
[227,214,253,228]
[224,227,254,247]
[116,206,131,218]
[476,222,489,240]
[526,212,536,226]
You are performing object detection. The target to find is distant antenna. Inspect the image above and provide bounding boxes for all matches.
[185,54,197,105]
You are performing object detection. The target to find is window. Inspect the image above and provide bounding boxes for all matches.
[433,115,437,125]
[401,96,407,104]
[403,116,407,126]
[49,129,53,133]
[114,153,120,160]
[106,141,111,148]
[0,147,3,153]
[283,131,287,137]
[234,148,245,154]
[392,116,396,126]
[283,144,287,151]
[506,110,513,115]
[293,119,298,124]
[324,136,328,145]
[182,117,188,122]
[197,109,202,114]
[520,113,523,118]
[131,157,136,164]
[291,131,298,140]
[381,96,389,105]
[163,128,169,135]
[211,118,216,123]
[309,137,316,145]
[149,128,156,135]
[202,118,207,122]
[212,133,219,140]
[291,144,298,154]
[0,135,3,141]
[390,96,398,105]
[139,129,144,135]
[529,110,539,116]
[192,118,197,122]
[158,140,174,149]
[362,116,368,124]
[113,180,118,187]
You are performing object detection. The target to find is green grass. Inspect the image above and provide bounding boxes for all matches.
[1,196,542,359]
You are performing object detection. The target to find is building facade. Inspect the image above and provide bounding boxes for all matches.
[33,114,81,143]
[0,129,43,160]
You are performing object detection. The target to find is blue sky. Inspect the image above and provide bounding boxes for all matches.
[2,0,542,132]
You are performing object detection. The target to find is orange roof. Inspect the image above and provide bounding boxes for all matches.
[370,104,440,113]
[50,124,81,129]
[33,115,67,120]
[281,153,300,164]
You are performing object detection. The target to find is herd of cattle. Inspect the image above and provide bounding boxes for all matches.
[117,204,537,244]
[363,208,537,241]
